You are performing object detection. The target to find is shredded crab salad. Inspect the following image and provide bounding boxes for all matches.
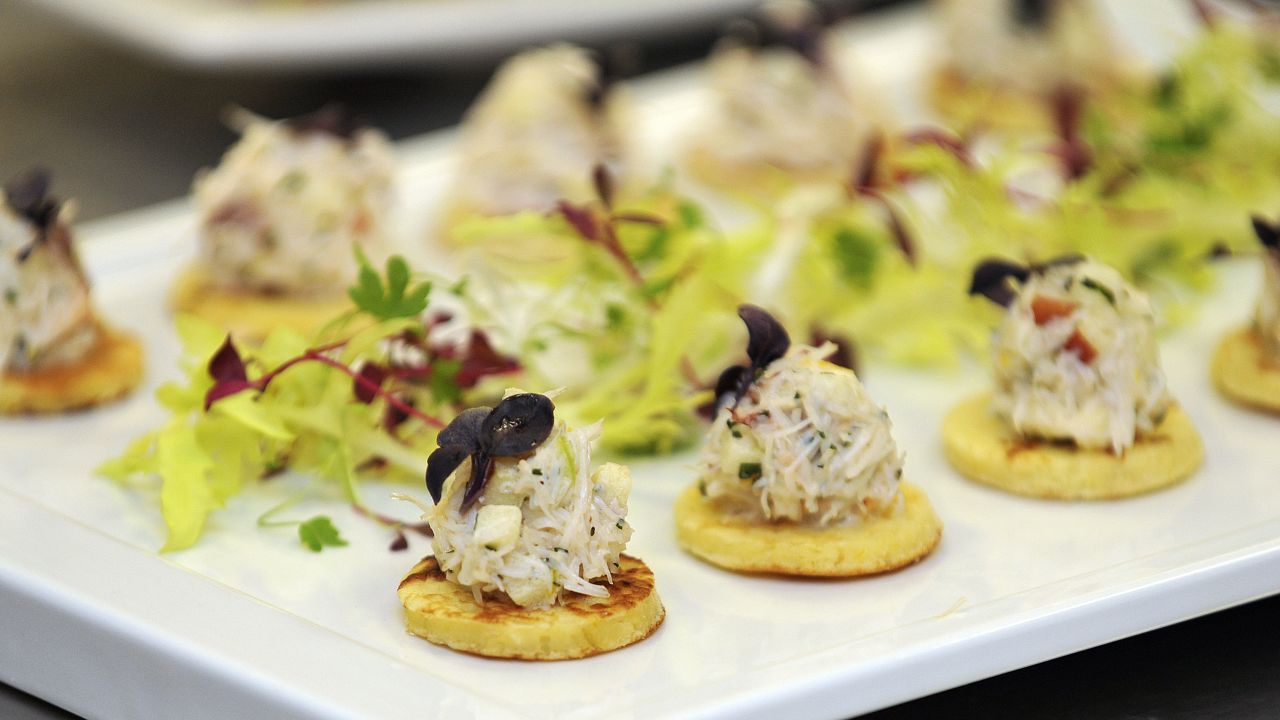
[424,416,633,609]
[991,258,1171,453]
[451,44,628,215]
[939,0,1118,93]
[193,111,394,296]
[701,42,874,173]
[0,191,96,372]
[1256,250,1280,362]
[698,344,903,526]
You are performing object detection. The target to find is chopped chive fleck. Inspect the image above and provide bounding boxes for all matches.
[698,480,707,496]
[794,391,801,400]
[531,468,543,476]
[590,526,595,536]
[817,430,826,439]
[1081,277,1116,306]
[616,520,624,529]
[731,430,742,439]
[484,544,497,551]
[3,288,15,305]
[738,462,762,480]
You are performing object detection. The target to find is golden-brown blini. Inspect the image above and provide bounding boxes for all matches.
[398,554,664,660]
[170,268,353,342]
[0,320,143,414]
[675,482,941,577]
[1212,328,1280,414]
[942,394,1202,500]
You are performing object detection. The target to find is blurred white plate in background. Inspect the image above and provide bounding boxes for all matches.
[15,0,768,70]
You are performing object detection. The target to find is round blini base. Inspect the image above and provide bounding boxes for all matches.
[674,482,942,577]
[397,554,664,660]
[170,267,353,342]
[0,321,143,414]
[941,394,1202,500]
[1211,328,1280,414]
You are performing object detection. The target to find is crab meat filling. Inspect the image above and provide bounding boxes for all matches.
[992,259,1171,453]
[697,345,903,527]
[428,421,633,609]
[193,115,394,296]
[451,45,628,216]
[0,199,96,372]
[700,41,874,174]
[939,0,1118,94]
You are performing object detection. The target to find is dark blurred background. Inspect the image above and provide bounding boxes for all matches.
[1,0,1278,717]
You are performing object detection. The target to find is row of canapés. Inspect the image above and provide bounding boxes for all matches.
[398,245,1280,660]
[3,0,1280,661]
[49,0,1167,342]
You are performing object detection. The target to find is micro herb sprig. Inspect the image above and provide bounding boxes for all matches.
[555,164,665,291]
[348,247,432,321]
[100,252,520,552]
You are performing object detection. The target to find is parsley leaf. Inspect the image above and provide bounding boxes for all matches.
[298,516,348,552]
[832,227,881,290]
[348,247,432,320]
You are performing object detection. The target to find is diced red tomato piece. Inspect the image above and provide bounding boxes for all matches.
[1063,329,1097,364]
[1031,295,1078,325]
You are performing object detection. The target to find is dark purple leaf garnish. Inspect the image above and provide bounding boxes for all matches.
[5,168,66,263]
[557,200,603,242]
[811,328,859,375]
[593,163,615,209]
[283,103,363,140]
[389,531,409,552]
[208,335,248,383]
[716,304,791,411]
[4,168,59,230]
[424,393,556,509]
[425,444,471,504]
[1012,0,1055,30]
[970,255,1085,307]
[453,331,521,388]
[1251,215,1280,253]
[1051,87,1092,181]
[204,379,255,411]
[354,362,387,404]
[970,259,1032,307]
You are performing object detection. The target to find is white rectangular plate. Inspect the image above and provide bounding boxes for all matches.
[17,0,763,69]
[2,5,1278,720]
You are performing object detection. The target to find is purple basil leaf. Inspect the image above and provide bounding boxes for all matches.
[460,449,493,511]
[557,201,602,242]
[739,304,790,369]
[852,133,884,192]
[425,444,470,504]
[208,335,248,384]
[1252,215,1280,251]
[353,362,387,404]
[437,406,490,452]
[482,393,555,457]
[713,364,750,410]
[204,379,254,411]
[811,329,859,374]
[969,259,1031,307]
[389,531,409,552]
[593,164,615,208]
[4,168,59,230]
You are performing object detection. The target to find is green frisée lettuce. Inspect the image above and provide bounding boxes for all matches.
[451,175,749,453]
[98,253,519,552]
